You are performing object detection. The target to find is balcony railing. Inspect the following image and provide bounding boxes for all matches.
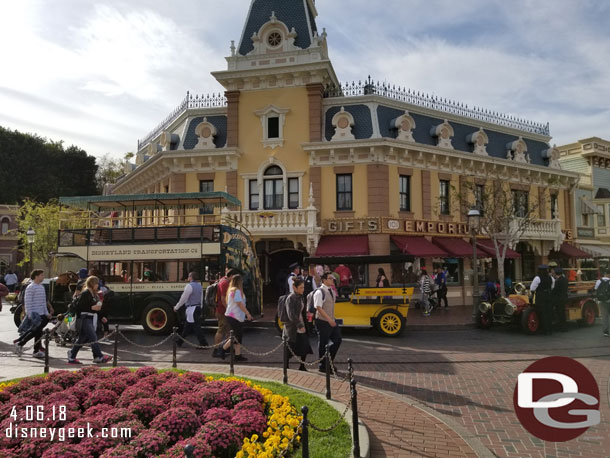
[514,218,563,241]
[224,208,316,235]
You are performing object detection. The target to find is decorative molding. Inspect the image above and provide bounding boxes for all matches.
[160,131,179,152]
[247,12,299,56]
[541,144,562,169]
[506,136,529,163]
[194,117,218,149]
[331,107,355,141]
[392,111,416,142]
[466,128,489,156]
[430,120,454,149]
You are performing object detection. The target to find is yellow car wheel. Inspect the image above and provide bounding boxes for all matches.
[376,309,405,337]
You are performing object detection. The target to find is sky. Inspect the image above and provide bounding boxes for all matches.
[1,0,609,161]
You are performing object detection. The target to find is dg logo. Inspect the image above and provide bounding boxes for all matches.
[513,356,600,442]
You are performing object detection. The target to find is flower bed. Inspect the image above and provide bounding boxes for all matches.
[0,368,302,458]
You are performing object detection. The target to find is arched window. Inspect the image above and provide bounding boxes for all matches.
[263,166,283,210]
[0,218,9,235]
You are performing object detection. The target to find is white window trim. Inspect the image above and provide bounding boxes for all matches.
[241,161,305,210]
[254,104,290,149]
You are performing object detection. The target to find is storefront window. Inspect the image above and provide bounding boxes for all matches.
[475,185,484,216]
[264,166,283,209]
[199,180,214,214]
[288,177,299,209]
[512,190,528,217]
[550,194,558,219]
[249,180,259,210]
[432,259,461,285]
[597,205,605,227]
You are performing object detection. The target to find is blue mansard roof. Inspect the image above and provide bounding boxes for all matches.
[238,0,317,55]
[325,102,552,167]
[183,116,228,149]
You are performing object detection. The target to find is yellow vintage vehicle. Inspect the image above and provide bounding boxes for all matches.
[276,254,414,337]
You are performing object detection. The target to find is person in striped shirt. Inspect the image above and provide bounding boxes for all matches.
[14,270,53,357]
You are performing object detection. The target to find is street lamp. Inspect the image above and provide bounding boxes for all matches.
[467,209,481,320]
[26,227,35,275]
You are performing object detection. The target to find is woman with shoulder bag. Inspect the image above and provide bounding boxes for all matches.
[67,276,112,364]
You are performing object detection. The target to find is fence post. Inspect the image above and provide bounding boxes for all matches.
[301,406,310,458]
[351,378,361,458]
[172,327,178,369]
[113,324,119,367]
[282,335,288,384]
[325,343,331,400]
[347,357,354,381]
[43,330,50,374]
[229,330,235,376]
[183,443,194,458]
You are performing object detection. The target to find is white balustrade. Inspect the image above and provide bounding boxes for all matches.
[225,208,316,236]
[512,218,563,241]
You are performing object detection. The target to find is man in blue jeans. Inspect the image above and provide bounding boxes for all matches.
[314,272,342,373]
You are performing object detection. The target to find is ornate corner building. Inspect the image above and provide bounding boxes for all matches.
[113,0,579,302]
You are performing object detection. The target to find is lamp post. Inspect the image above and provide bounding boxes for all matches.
[26,227,35,275]
[467,209,481,320]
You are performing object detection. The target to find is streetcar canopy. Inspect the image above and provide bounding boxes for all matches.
[59,191,241,211]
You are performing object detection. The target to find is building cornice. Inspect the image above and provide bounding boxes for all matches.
[113,148,242,194]
[323,95,551,143]
[302,138,579,188]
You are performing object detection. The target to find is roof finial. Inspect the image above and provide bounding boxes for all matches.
[270,11,277,22]
[230,40,235,56]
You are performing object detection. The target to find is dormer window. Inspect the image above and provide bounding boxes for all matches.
[267,31,282,47]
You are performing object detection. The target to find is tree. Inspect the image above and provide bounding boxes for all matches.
[17,199,89,271]
[95,152,133,193]
[453,176,546,298]
[0,126,98,204]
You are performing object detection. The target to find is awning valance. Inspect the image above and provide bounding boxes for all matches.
[431,237,475,258]
[315,235,369,257]
[580,244,610,258]
[581,197,600,215]
[476,240,521,259]
[551,242,591,259]
[391,236,448,258]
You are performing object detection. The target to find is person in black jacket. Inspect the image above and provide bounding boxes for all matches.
[67,276,112,364]
[551,267,569,332]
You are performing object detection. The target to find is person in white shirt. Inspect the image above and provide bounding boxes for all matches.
[314,272,342,373]
[173,271,208,348]
[4,270,18,292]
[594,268,610,337]
[286,263,301,294]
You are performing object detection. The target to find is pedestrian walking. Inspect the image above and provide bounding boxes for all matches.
[530,265,553,335]
[219,274,252,361]
[212,268,238,357]
[282,278,313,371]
[0,282,8,312]
[286,262,301,295]
[67,276,112,364]
[314,272,342,373]
[14,270,53,358]
[4,270,18,292]
[419,269,432,316]
[594,268,610,337]
[435,266,449,308]
[173,271,208,348]
[551,267,568,332]
[302,265,319,335]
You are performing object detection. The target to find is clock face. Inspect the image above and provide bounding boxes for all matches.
[267,32,282,47]
[202,127,211,138]
[337,117,349,129]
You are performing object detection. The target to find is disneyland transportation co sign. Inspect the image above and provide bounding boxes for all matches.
[325,217,471,236]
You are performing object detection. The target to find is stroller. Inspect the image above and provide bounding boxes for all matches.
[413,286,439,311]
[51,313,78,346]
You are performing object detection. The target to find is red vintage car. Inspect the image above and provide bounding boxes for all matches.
[476,282,599,334]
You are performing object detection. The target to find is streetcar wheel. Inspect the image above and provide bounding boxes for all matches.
[142,302,175,335]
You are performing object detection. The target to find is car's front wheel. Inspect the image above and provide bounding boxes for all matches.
[521,307,540,334]
[375,309,405,337]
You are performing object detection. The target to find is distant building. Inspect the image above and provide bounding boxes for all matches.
[0,205,20,274]
[559,137,610,277]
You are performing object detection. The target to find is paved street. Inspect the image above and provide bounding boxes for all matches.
[1,306,609,457]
